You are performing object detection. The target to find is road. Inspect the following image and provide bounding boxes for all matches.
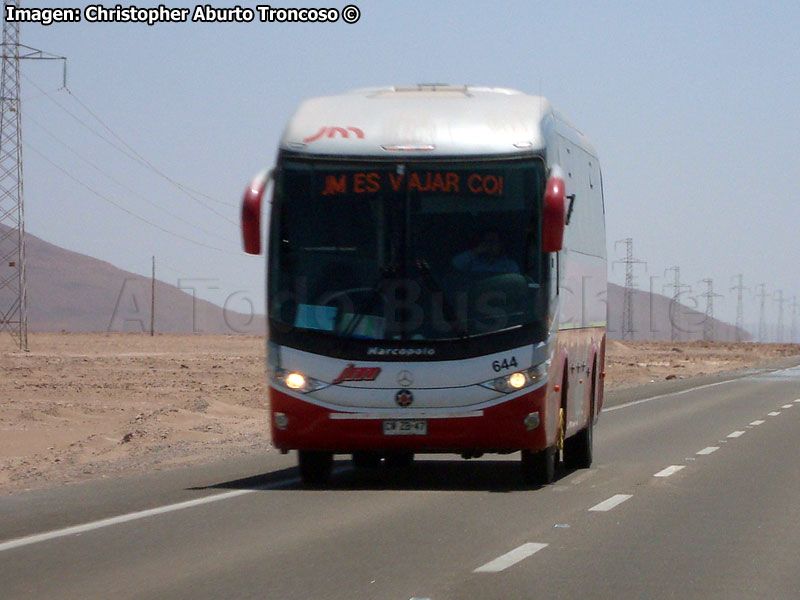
[2,363,799,599]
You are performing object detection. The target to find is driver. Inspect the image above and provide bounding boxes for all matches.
[452,230,520,274]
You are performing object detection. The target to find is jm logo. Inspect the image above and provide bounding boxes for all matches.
[303,126,365,143]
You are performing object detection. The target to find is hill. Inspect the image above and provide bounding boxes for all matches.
[1,226,746,339]
[0,225,263,334]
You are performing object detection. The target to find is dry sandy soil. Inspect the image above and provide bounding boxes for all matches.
[2,333,798,495]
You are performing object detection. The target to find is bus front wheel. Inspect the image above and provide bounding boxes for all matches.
[521,446,556,485]
[298,450,333,484]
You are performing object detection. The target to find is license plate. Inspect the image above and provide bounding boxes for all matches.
[382,419,427,435]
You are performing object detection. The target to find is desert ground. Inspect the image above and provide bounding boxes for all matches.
[1,333,799,495]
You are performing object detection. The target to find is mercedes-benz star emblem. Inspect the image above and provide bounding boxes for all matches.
[395,389,414,408]
[397,370,414,387]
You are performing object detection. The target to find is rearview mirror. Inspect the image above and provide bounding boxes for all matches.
[542,168,566,253]
[241,169,271,254]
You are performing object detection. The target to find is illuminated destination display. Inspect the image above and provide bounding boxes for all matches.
[321,172,505,196]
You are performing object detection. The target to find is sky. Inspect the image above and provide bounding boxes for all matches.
[13,0,800,339]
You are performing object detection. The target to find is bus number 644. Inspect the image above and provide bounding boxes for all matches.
[492,357,518,372]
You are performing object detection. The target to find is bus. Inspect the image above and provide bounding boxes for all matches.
[241,84,607,485]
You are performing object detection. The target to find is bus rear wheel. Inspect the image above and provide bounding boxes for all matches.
[563,416,593,469]
[521,446,556,485]
[298,450,333,484]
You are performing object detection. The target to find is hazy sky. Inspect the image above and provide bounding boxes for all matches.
[15,0,800,338]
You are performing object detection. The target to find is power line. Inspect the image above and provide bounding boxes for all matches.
[25,112,234,245]
[24,141,239,255]
[64,87,232,208]
[22,74,238,226]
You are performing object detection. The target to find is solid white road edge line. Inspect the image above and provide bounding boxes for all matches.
[0,476,303,553]
[588,494,632,512]
[654,465,685,477]
[474,543,548,573]
[605,365,800,414]
[697,446,719,455]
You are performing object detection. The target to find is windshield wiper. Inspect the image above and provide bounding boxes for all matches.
[413,258,469,339]
[339,266,396,338]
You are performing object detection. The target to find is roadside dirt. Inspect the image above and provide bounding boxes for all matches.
[1,333,798,495]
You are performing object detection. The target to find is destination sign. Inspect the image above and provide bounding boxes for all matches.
[321,172,505,196]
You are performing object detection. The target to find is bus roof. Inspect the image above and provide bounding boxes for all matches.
[279,85,593,158]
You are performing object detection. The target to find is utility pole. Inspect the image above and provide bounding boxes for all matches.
[698,278,723,341]
[774,289,787,343]
[664,266,691,342]
[730,274,748,342]
[0,1,66,350]
[150,256,155,336]
[613,238,646,340]
[791,296,797,344]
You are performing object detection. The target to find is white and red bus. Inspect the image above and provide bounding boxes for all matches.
[242,85,607,484]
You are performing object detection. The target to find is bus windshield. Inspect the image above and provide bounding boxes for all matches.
[269,158,547,342]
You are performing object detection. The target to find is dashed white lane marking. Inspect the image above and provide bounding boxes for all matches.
[697,446,719,455]
[588,494,632,512]
[768,411,781,416]
[604,379,737,413]
[750,420,765,426]
[794,399,800,403]
[728,431,746,438]
[474,543,548,573]
[782,404,794,409]
[0,476,302,553]
[654,465,685,478]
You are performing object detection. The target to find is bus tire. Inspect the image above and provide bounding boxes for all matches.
[352,451,382,469]
[563,416,593,469]
[385,451,414,469]
[521,446,556,485]
[298,450,333,484]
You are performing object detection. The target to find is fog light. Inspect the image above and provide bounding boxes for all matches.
[285,372,306,390]
[508,372,527,389]
[524,412,540,431]
[274,412,289,430]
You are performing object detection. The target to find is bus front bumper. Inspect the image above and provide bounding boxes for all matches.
[269,385,555,454]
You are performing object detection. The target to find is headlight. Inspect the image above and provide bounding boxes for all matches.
[273,369,326,393]
[508,372,527,389]
[285,372,306,389]
[481,360,550,394]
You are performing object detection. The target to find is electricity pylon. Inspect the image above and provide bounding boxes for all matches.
[729,274,748,342]
[664,266,691,342]
[698,278,723,341]
[774,289,787,343]
[0,1,66,350]
[613,238,646,340]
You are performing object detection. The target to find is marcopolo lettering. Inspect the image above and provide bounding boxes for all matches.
[366,347,436,356]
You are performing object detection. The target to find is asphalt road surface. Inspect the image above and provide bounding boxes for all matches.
[2,363,799,600]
